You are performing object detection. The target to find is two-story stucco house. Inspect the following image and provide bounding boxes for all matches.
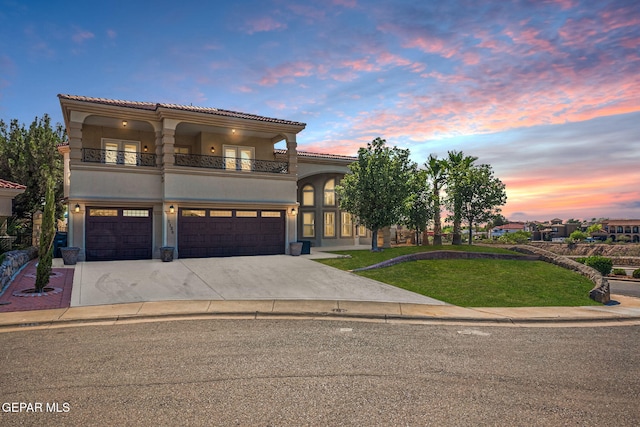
[57,95,369,261]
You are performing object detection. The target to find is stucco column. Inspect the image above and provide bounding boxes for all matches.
[155,130,163,165]
[286,135,298,176]
[67,120,83,163]
[161,128,175,169]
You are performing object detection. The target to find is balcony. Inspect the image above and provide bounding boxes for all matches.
[174,153,288,174]
[82,148,157,167]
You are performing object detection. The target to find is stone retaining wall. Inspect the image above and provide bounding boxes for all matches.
[0,247,38,295]
[503,245,610,304]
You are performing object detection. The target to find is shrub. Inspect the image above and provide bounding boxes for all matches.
[497,230,532,244]
[584,256,613,276]
[574,257,587,264]
[633,269,640,279]
[612,268,627,276]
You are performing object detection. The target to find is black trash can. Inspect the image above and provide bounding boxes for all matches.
[298,240,311,255]
[53,232,68,258]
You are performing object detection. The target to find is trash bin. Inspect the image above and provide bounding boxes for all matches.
[160,246,175,262]
[53,232,68,258]
[298,240,311,255]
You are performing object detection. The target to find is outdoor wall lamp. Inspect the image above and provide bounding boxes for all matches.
[210,146,215,153]
[169,205,175,214]
[290,207,297,216]
[144,145,148,152]
[232,129,236,134]
[74,203,80,213]
[122,120,127,127]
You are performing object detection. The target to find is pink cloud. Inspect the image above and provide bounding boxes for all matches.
[72,29,94,44]
[259,61,317,86]
[244,17,287,34]
[106,29,117,39]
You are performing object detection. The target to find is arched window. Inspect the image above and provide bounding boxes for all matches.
[302,184,314,206]
[324,179,335,206]
[633,226,639,234]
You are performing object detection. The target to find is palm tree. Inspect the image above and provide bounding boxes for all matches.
[446,150,477,245]
[425,154,447,246]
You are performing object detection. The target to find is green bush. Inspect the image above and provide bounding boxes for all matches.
[612,268,627,276]
[584,256,613,276]
[633,269,640,279]
[574,257,587,264]
[497,230,532,244]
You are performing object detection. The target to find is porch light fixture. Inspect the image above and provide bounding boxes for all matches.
[210,146,215,153]
[74,203,80,213]
[290,207,297,216]
[169,205,175,214]
[122,120,127,127]
[144,145,148,152]
[232,129,236,134]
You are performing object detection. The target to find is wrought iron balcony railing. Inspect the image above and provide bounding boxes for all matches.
[174,153,288,174]
[82,148,157,167]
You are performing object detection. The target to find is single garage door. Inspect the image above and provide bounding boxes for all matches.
[85,207,153,261]
[178,208,285,258]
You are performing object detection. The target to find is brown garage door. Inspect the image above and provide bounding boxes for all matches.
[85,207,153,261]
[178,208,285,258]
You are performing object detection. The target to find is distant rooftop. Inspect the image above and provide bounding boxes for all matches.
[275,148,356,161]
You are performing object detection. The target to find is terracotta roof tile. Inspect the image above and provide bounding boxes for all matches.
[0,178,27,190]
[58,94,306,127]
[276,149,356,161]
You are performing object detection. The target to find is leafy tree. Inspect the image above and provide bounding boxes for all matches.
[569,230,588,242]
[444,150,477,245]
[424,154,447,246]
[457,164,507,245]
[336,137,414,251]
[0,115,65,220]
[401,169,433,246]
[587,224,603,235]
[489,214,508,228]
[35,177,55,292]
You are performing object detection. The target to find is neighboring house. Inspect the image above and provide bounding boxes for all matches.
[600,219,640,243]
[533,218,580,241]
[491,222,525,238]
[57,94,367,261]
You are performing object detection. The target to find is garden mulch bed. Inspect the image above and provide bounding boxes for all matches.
[0,260,73,312]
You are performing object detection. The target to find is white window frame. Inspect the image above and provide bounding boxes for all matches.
[223,145,255,171]
[302,212,315,238]
[102,138,140,166]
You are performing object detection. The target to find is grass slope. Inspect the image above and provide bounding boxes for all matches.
[316,246,599,307]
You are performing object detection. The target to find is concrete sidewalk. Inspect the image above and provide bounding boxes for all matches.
[1,295,640,331]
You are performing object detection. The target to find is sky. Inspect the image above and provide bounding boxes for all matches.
[1,0,638,222]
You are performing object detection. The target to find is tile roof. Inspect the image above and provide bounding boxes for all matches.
[0,178,27,190]
[276,149,357,161]
[58,94,306,127]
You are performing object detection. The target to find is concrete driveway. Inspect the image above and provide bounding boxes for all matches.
[70,254,445,307]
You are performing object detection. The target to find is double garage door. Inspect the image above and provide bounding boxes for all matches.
[178,208,285,258]
[85,207,286,261]
[85,207,153,261]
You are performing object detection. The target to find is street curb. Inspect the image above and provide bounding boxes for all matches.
[2,308,640,331]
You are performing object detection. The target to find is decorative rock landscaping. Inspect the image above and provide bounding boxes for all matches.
[0,247,38,295]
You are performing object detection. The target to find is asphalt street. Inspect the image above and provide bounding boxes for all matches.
[610,279,640,298]
[1,320,639,426]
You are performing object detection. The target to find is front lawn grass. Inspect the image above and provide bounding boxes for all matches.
[316,246,599,307]
[316,244,517,271]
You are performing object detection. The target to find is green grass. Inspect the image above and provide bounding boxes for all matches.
[316,246,600,307]
[316,244,517,271]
